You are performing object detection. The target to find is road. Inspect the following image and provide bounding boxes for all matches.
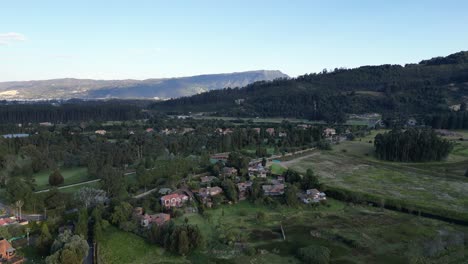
[34,179,102,193]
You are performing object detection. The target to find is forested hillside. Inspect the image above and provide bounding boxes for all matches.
[153,51,468,123]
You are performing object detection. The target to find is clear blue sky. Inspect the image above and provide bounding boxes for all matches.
[1,0,468,81]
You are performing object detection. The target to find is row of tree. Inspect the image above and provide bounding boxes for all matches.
[374,129,453,162]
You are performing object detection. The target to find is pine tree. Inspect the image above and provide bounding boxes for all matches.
[177,230,190,256]
[49,169,64,186]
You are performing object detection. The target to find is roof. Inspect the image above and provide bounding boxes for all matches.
[161,193,188,201]
[0,239,14,255]
[262,184,285,193]
[307,189,320,196]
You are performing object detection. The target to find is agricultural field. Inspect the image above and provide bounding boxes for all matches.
[190,116,369,126]
[33,167,93,191]
[286,129,468,221]
[157,200,465,263]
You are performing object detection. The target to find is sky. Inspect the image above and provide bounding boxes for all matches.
[1,0,468,82]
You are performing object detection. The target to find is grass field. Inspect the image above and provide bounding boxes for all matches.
[270,163,287,175]
[99,226,188,264]
[190,116,369,126]
[286,129,468,220]
[172,200,468,263]
[33,167,92,190]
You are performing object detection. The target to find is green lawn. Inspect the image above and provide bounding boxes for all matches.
[270,163,287,175]
[99,227,187,264]
[33,167,92,190]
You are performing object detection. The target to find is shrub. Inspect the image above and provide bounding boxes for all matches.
[297,245,331,264]
[49,169,64,186]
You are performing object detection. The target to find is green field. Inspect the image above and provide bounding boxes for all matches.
[33,167,92,190]
[99,226,188,264]
[286,129,468,220]
[190,116,369,126]
[171,200,468,263]
[270,163,287,175]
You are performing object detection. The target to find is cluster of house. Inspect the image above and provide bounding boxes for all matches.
[0,238,23,263]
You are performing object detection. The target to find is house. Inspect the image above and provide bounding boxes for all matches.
[278,132,287,137]
[197,187,223,207]
[160,193,189,208]
[141,213,171,228]
[200,176,217,184]
[253,128,261,134]
[197,186,223,198]
[222,167,238,176]
[161,128,177,135]
[237,181,253,200]
[0,217,15,227]
[95,130,107,135]
[302,189,327,204]
[0,238,23,263]
[39,122,53,127]
[262,184,285,196]
[266,128,275,136]
[145,128,154,133]
[248,164,267,179]
[323,128,336,137]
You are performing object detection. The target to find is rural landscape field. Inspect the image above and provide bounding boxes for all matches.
[1,1,468,264]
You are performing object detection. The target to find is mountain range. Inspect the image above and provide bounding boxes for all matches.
[0,70,288,100]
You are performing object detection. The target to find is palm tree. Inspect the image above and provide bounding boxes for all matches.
[15,200,24,220]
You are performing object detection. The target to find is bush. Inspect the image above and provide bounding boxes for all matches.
[49,169,64,186]
[297,245,331,264]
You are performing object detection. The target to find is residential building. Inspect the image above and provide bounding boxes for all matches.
[198,186,223,198]
[141,213,171,228]
[95,130,107,135]
[237,181,253,200]
[0,238,23,263]
[222,167,238,176]
[160,193,189,208]
[262,184,285,196]
[323,128,336,137]
[301,189,327,204]
[200,176,217,184]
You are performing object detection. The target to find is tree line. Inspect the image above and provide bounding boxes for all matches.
[374,129,453,162]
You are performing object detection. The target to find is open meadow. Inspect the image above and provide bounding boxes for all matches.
[99,200,468,263]
[286,129,468,221]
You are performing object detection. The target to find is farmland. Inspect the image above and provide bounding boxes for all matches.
[101,200,468,263]
[286,129,468,221]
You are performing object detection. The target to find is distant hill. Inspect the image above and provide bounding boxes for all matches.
[0,70,288,100]
[153,51,468,122]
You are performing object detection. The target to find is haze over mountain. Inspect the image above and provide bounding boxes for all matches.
[0,70,288,100]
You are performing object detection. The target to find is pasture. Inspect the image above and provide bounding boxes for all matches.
[287,129,468,221]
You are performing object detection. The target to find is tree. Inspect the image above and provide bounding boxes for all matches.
[261,157,267,167]
[137,167,152,192]
[285,185,299,207]
[178,230,190,256]
[46,230,89,264]
[5,178,32,205]
[221,179,238,202]
[75,209,88,240]
[73,187,107,209]
[49,169,64,186]
[37,223,53,254]
[301,169,320,190]
[465,168,468,177]
[110,202,133,225]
